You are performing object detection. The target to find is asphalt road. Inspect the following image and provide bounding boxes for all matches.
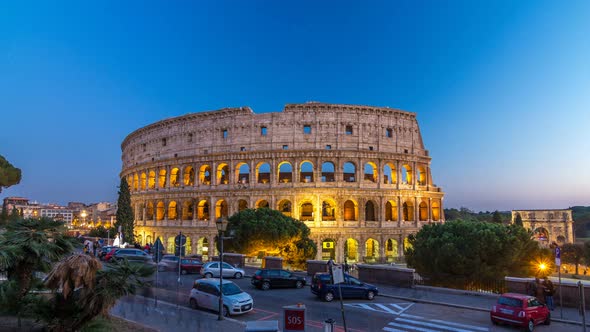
[150,269,574,331]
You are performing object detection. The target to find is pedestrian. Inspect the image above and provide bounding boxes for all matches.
[542,278,555,310]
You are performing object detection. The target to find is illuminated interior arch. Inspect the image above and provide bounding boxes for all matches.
[278,161,293,183]
[365,200,376,221]
[277,199,292,217]
[183,166,195,186]
[199,165,211,185]
[216,163,230,185]
[299,161,314,182]
[148,171,156,189]
[299,201,314,221]
[401,164,413,184]
[235,162,250,184]
[146,201,154,220]
[197,200,210,220]
[256,199,269,209]
[182,200,193,220]
[385,200,398,221]
[168,201,178,220]
[431,200,441,221]
[156,201,165,221]
[170,167,180,187]
[417,165,427,185]
[343,200,357,221]
[215,199,228,218]
[383,162,396,184]
[403,200,414,221]
[419,201,428,221]
[321,199,336,221]
[158,169,167,188]
[386,238,398,260]
[365,238,380,260]
[140,172,146,190]
[133,173,139,191]
[256,162,271,184]
[364,162,378,183]
[345,238,358,262]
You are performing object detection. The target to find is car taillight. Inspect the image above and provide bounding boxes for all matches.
[518,311,525,318]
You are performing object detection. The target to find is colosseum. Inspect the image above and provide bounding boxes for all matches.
[121,102,445,264]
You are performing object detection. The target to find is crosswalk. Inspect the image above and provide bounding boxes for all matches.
[344,303,489,332]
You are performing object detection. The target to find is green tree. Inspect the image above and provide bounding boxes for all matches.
[405,220,542,288]
[0,205,8,224]
[9,207,20,222]
[492,210,503,223]
[514,213,523,227]
[115,178,134,244]
[0,155,21,193]
[561,243,585,275]
[88,225,117,239]
[225,208,317,270]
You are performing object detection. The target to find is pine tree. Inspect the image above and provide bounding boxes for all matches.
[115,177,134,244]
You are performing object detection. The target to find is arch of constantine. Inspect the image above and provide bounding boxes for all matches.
[121,102,445,263]
[511,209,574,247]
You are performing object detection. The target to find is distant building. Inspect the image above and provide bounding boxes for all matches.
[511,209,574,247]
[40,205,74,224]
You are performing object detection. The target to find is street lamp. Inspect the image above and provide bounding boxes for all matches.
[215,217,228,320]
[80,210,87,228]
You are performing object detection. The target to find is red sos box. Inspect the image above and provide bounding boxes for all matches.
[283,304,305,331]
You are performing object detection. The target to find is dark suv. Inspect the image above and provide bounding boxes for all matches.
[112,249,153,263]
[311,272,378,302]
[251,269,306,290]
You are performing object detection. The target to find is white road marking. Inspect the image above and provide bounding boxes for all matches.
[430,319,488,331]
[400,313,423,319]
[383,326,410,332]
[345,302,415,315]
[395,318,476,332]
[375,303,403,314]
[386,321,442,332]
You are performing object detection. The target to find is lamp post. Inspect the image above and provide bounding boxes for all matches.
[215,217,228,321]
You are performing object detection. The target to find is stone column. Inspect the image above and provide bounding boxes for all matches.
[412,161,417,190]
[414,197,419,226]
[379,236,386,263]
[428,197,432,221]
[396,160,401,189]
[166,165,171,188]
[294,159,300,183]
[315,237,323,260]
[398,234,404,258]
[397,196,402,226]
[359,237,366,262]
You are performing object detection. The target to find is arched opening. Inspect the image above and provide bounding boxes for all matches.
[431,201,441,221]
[146,201,154,220]
[158,169,167,188]
[168,201,178,220]
[198,237,209,261]
[256,162,271,184]
[401,164,413,184]
[364,162,377,183]
[278,199,292,217]
[300,202,314,221]
[199,165,211,185]
[322,238,336,260]
[343,162,356,182]
[170,167,180,187]
[383,162,396,184]
[140,172,147,190]
[386,239,399,262]
[256,200,269,209]
[365,201,376,221]
[145,235,152,245]
[156,201,165,221]
[133,173,139,191]
[343,200,357,221]
[534,227,549,245]
[278,162,293,183]
[183,166,195,186]
[403,201,414,221]
[236,163,250,184]
[238,199,248,212]
[185,236,192,255]
[300,161,314,183]
[217,163,230,185]
[322,200,336,221]
[182,201,193,220]
[365,239,379,262]
[557,235,566,245]
[321,162,335,182]
[167,236,176,254]
[148,171,156,189]
[197,200,210,220]
[419,201,428,221]
[345,238,359,262]
[216,200,228,218]
[385,200,398,221]
[127,175,132,188]
[417,166,427,185]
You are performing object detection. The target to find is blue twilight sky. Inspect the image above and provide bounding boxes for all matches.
[1,1,589,211]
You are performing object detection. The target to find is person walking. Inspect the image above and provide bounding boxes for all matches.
[543,278,555,310]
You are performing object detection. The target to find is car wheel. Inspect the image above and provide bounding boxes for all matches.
[261,281,271,290]
[295,281,304,289]
[204,272,213,278]
[223,305,230,317]
[181,269,187,275]
[526,319,534,332]
[234,272,243,279]
[324,291,335,302]
[544,312,551,325]
[366,290,375,300]
[189,298,198,309]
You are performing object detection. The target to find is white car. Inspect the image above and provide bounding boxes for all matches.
[201,261,244,279]
[189,278,253,316]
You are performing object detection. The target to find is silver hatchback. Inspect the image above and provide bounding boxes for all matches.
[201,261,244,279]
[189,278,253,316]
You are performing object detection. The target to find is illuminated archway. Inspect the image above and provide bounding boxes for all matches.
[215,199,228,218]
[385,200,398,221]
[235,163,250,184]
[256,162,271,184]
[383,162,396,184]
[431,200,441,221]
[217,163,230,184]
[199,165,211,185]
[343,200,357,221]
[256,199,269,209]
[133,173,139,190]
[197,200,210,220]
[365,238,380,261]
[167,236,176,254]
[364,162,377,183]
[278,162,293,183]
[148,171,156,189]
[168,201,178,220]
[156,201,165,221]
[183,166,195,186]
[386,238,399,261]
[322,199,336,221]
[170,167,180,187]
[403,201,414,221]
[345,238,358,262]
[198,237,210,260]
[182,200,193,220]
[417,165,427,185]
[365,200,376,221]
[277,199,292,217]
[158,169,167,188]
[146,201,154,220]
[140,172,147,190]
[300,201,314,221]
[300,161,314,182]
[419,201,428,221]
[401,164,413,184]
[322,238,336,260]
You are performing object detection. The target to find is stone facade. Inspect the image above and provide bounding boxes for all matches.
[511,209,574,246]
[121,102,445,263]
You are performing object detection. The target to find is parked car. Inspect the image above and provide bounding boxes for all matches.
[112,248,153,263]
[98,246,115,260]
[251,269,306,290]
[180,259,203,275]
[157,255,180,271]
[201,262,244,279]
[189,278,253,317]
[104,248,118,262]
[311,272,378,302]
[490,293,550,331]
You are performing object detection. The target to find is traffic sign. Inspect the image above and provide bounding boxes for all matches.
[555,247,561,266]
[283,304,305,331]
[175,234,187,247]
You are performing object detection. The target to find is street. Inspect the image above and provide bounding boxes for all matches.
[148,269,575,332]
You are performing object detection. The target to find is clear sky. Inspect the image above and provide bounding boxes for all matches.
[1,1,589,211]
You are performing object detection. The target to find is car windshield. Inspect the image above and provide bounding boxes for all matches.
[222,283,242,296]
[498,297,523,308]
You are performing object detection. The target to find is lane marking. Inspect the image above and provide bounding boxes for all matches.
[383,327,411,332]
[375,303,402,314]
[386,321,442,332]
[400,313,423,319]
[430,319,488,331]
[395,318,474,332]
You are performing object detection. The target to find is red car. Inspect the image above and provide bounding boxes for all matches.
[104,248,118,262]
[180,259,203,275]
[491,293,550,331]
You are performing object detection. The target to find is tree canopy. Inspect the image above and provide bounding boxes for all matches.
[405,220,545,287]
[115,178,134,244]
[224,208,317,269]
[0,155,21,193]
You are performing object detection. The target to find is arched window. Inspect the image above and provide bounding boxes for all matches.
[401,164,413,184]
[417,166,427,185]
[257,162,271,183]
[365,239,379,260]
[158,169,167,188]
[383,162,396,184]
[432,201,441,221]
[156,201,165,221]
[419,201,428,221]
[133,174,139,190]
[322,200,336,221]
[168,201,178,220]
[300,202,314,221]
[182,201,193,220]
[300,161,314,182]
[140,172,147,190]
[238,199,248,211]
[199,165,211,185]
[197,200,209,220]
[343,162,356,182]
[321,162,335,182]
[146,201,154,220]
[403,201,414,221]
[217,163,230,185]
[385,200,398,221]
[278,162,293,183]
[365,201,376,221]
[170,168,180,187]
[256,200,269,209]
[148,171,156,189]
[278,200,292,217]
[343,200,357,221]
[184,166,195,186]
[216,200,228,218]
[345,238,358,261]
[364,162,377,183]
[236,163,250,184]
[386,239,398,259]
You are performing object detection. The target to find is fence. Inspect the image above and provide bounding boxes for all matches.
[414,273,507,294]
